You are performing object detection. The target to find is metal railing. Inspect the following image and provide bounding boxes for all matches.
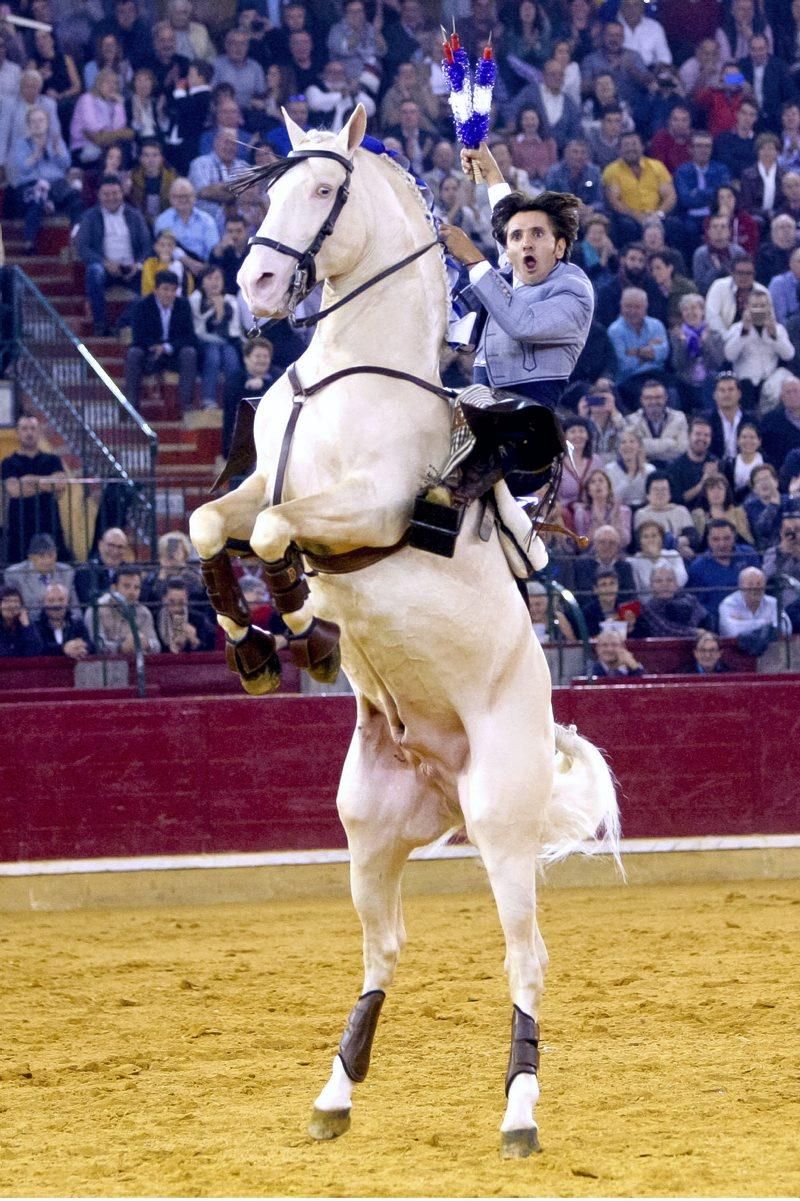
[5,266,159,551]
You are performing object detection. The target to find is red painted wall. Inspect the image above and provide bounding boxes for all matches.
[1,681,799,862]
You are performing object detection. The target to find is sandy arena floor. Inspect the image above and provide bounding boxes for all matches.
[1,876,799,1198]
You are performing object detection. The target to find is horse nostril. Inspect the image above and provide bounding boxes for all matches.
[257,272,275,287]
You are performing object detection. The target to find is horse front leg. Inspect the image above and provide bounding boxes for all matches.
[309,708,450,1141]
[189,473,284,694]
[249,471,406,684]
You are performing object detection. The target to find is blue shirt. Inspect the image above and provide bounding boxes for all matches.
[673,160,731,218]
[686,547,761,620]
[154,205,219,260]
[607,315,669,382]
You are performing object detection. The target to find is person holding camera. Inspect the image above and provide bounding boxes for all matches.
[156,576,214,652]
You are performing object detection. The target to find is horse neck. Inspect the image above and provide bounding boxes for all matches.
[310,154,447,379]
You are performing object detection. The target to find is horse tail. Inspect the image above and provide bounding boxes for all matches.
[538,723,624,876]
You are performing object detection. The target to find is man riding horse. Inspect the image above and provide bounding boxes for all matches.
[434,141,594,506]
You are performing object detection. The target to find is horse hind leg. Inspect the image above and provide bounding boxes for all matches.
[189,476,282,695]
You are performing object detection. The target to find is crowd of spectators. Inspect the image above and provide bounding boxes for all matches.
[2,0,800,671]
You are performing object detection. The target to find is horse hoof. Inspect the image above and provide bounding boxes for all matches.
[307,642,341,684]
[240,660,282,695]
[308,1107,351,1141]
[500,1127,541,1159]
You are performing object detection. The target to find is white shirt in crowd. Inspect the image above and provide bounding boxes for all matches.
[102,206,133,264]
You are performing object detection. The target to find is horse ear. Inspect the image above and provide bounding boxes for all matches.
[281,106,306,150]
[336,103,368,157]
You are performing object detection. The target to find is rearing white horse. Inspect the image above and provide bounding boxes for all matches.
[190,105,620,1158]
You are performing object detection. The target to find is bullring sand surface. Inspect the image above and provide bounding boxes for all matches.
[1,878,799,1198]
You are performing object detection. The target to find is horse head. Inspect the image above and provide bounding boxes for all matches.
[237,104,369,320]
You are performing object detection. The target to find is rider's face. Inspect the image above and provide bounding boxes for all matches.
[504,210,565,287]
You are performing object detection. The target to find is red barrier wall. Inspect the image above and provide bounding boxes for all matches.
[1,680,799,862]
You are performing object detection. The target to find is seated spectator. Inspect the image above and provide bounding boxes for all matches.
[718,565,791,638]
[670,294,726,412]
[570,214,618,289]
[35,582,95,659]
[705,370,747,459]
[737,32,795,133]
[129,139,178,227]
[695,61,752,139]
[221,336,276,460]
[669,415,719,508]
[712,95,758,179]
[617,0,672,67]
[725,420,764,501]
[0,585,43,657]
[595,241,661,330]
[209,213,250,295]
[126,66,160,144]
[624,378,688,468]
[306,58,377,134]
[691,472,754,549]
[156,575,215,652]
[165,0,215,64]
[607,287,669,405]
[571,467,632,549]
[433,176,483,248]
[9,105,81,254]
[327,0,386,85]
[689,629,730,673]
[124,270,198,412]
[95,144,133,202]
[76,173,152,336]
[141,229,194,297]
[779,444,800,494]
[154,177,219,277]
[762,511,800,611]
[1,413,69,565]
[94,0,154,74]
[0,68,59,164]
[628,520,689,600]
[526,581,577,645]
[585,103,625,172]
[580,20,650,111]
[686,517,760,624]
[604,427,655,507]
[573,523,637,605]
[673,131,731,252]
[639,563,710,637]
[647,250,694,330]
[383,99,435,177]
[739,133,786,228]
[602,131,681,251]
[3,532,79,621]
[26,27,82,118]
[633,472,695,546]
[558,417,603,509]
[588,627,644,678]
[83,32,133,95]
[743,463,784,550]
[778,102,800,173]
[74,526,130,606]
[188,266,244,411]
[379,62,438,134]
[69,68,134,168]
[755,213,799,285]
[188,127,250,235]
[508,106,557,188]
[677,36,723,98]
[705,257,769,336]
[649,104,693,177]
[87,564,160,654]
[144,22,190,100]
[777,170,800,235]
[497,0,554,83]
[212,28,265,113]
[581,567,635,638]
[709,182,759,259]
[508,59,581,153]
[140,530,206,611]
[723,292,795,413]
[571,378,626,463]
[692,216,747,298]
[759,375,800,467]
[768,246,800,327]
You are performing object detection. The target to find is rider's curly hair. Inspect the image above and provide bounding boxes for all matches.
[491,190,581,260]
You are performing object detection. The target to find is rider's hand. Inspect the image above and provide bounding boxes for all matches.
[439,223,485,267]
[461,142,504,186]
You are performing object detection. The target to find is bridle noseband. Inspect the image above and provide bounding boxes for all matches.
[236,145,439,332]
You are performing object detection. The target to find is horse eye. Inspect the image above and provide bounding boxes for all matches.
[317,185,332,198]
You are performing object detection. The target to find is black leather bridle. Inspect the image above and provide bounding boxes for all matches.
[232,146,439,332]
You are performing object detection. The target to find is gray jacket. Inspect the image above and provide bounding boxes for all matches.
[465,260,595,390]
